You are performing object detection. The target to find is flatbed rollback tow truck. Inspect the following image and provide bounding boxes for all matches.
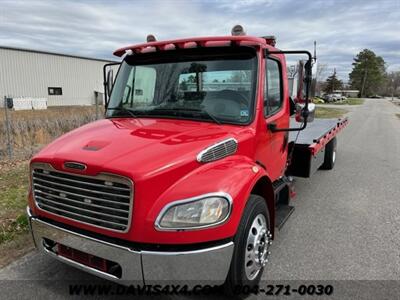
[26,25,348,292]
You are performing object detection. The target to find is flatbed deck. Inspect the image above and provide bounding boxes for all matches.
[287,117,348,177]
[289,118,343,145]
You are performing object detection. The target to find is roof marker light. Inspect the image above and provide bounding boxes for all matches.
[146,34,157,42]
[231,25,246,36]
[263,35,276,47]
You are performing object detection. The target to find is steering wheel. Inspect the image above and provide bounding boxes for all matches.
[202,89,250,120]
[214,89,249,106]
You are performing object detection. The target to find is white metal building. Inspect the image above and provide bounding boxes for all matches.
[0,46,117,107]
[333,89,360,98]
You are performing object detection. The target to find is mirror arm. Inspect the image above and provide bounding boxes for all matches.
[268,120,308,132]
[264,49,313,133]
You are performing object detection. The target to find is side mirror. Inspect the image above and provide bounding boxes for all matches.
[106,69,114,98]
[295,103,315,123]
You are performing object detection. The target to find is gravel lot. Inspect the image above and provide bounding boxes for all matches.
[0,99,399,299]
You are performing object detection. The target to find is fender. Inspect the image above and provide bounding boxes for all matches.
[134,155,274,244]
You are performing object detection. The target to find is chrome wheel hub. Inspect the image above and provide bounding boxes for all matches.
[244,214,271,280]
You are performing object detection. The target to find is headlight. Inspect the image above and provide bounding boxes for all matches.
[155,193,232,230]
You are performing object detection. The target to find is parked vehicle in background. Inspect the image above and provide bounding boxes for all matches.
[334,94,346,101]
[313,96,325,104]
[323,94,335,103]
[322,93,346,102]
[26,26,348,293]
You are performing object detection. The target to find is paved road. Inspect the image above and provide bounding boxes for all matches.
[0,99,399,299]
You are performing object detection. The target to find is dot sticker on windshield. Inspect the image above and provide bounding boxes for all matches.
[240,110,249,117]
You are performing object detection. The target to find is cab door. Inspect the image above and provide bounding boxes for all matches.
[257,56,289,180]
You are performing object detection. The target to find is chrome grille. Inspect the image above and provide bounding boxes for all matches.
[197,138,238,163]
[32,163,133,232]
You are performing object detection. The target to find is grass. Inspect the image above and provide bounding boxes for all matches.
[0,106,101,160]
[0,160,34,267]
[0,105,103,122]
[316,98,364,105]
[333,98,364,105]
[315,107,348,119]
[0,161,30,244]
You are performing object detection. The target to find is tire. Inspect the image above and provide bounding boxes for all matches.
[224,194,272,296]
[320,137,337,170]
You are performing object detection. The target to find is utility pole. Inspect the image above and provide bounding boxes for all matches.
[313,41,317,62]
[312,40,317,97]
[392,78,395,101]
[333,68,337,93]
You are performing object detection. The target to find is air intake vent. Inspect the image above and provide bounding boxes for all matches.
[197,138,238,163]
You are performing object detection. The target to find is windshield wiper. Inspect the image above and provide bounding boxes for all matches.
[107,107,138,118]
[183,108,222,125]
[151,108,222,125]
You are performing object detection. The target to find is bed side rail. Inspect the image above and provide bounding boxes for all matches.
[309,118,349,156]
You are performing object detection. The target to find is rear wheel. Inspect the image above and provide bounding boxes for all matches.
[224,194,272,295]
[320,137,337,170]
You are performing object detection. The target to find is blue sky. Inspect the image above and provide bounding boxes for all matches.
[1,0,399,81]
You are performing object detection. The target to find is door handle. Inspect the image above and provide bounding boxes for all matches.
[267,122,277,131]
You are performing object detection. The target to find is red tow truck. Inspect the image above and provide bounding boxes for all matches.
[27,26,347,291]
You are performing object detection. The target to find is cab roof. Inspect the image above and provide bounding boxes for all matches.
[113,35,277,57]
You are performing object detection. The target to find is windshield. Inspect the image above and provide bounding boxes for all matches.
[106,47,258,125]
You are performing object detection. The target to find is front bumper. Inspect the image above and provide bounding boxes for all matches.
[28,208,234,285]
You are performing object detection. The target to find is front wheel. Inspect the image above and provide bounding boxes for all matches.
[224,194,272,294]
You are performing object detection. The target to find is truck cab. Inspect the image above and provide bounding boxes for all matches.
[27,28,347,292]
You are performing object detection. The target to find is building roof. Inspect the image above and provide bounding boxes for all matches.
[0,45,118,63]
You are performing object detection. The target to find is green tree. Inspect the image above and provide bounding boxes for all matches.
[179,79,188,91]
[324,70,343,93]
[229,71,251,82]
[349,49,386,97]
[187,75,196,83]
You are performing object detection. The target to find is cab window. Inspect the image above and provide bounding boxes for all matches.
[264,58,283,116]
[122,66,156,106]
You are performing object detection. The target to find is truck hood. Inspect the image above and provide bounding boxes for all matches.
[34,118,250,179]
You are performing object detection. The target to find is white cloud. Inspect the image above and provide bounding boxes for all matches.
[0,0,398,80]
